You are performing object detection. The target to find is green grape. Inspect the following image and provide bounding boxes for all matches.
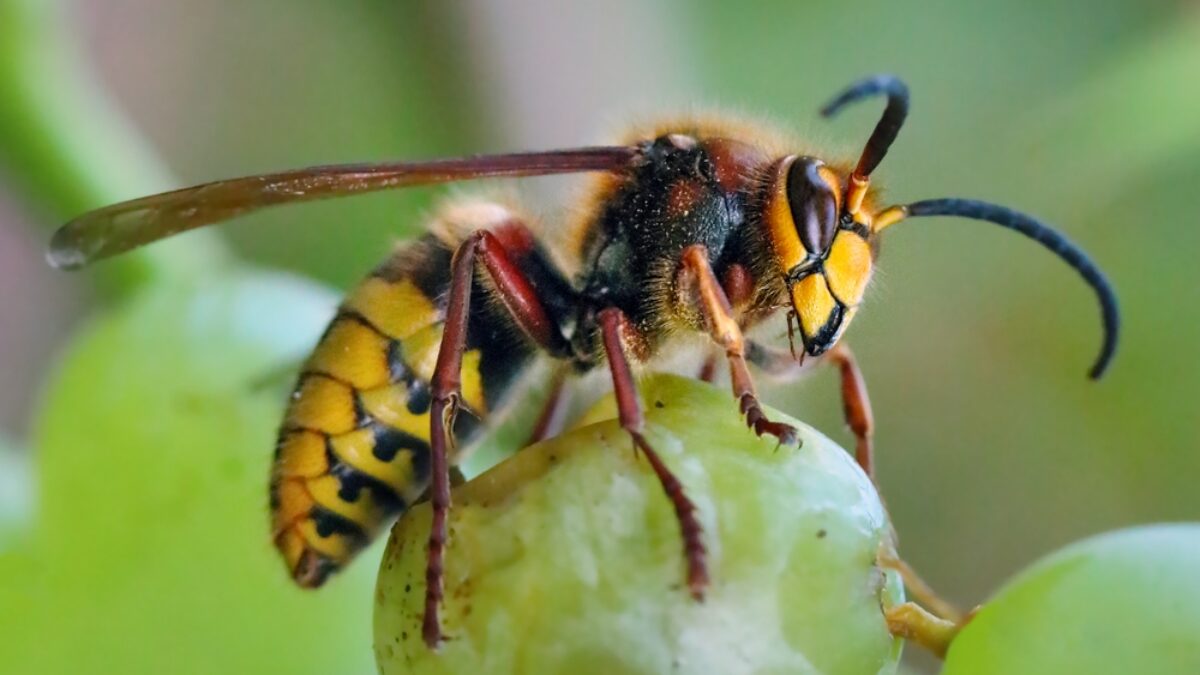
[375,374,904,675]
[10,272,379,675]
[943,524,1200,674]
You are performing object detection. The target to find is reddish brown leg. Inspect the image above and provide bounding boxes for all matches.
[597,308,709,599]
[679,245,798,445]
[424,228,568,648]
[524,369,572,445]
[825,344,875,479]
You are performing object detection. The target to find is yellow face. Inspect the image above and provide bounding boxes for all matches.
[764,156,876,356]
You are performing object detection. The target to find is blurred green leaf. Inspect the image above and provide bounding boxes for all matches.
[9,272,379,674]
[0,0,228,295]
[1026,13,1200,201]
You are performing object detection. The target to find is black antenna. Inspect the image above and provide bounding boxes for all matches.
[821,74,910,179]
[905,198,1119,379]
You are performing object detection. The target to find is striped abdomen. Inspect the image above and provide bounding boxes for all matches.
[270,231,538,586]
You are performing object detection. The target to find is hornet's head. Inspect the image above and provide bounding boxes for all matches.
[758,74,1118,378]
[768,154,892,355]
[762,155,880,356]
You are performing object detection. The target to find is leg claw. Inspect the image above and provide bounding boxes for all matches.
[758,420,799,447]
[740,394,800,447]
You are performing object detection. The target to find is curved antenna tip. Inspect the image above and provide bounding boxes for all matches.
[1088,352,1113,380]
[818,74,911,179]
[1086,308,1119,381]
[904,198,1120,382]
[819,73,909,118]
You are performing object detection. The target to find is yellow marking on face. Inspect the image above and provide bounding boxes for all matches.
[275,430,329,479]
[297,519,353,562]
[824,233,874,307]
[329,427,417,494]
[344,277,440,340]
[286,375,358,435]
[791,274,838,339]
[272,478,314,531]
[764,157,808,270]
[306,473,386,529]
[401,324,443,382]
[307,317,391,389]
[839,305,859,337]
[358,384,430,439]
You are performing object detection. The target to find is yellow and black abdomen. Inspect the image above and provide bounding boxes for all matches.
[270,230,541,586]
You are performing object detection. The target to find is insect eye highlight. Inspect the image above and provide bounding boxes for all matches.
[785,157,838,255]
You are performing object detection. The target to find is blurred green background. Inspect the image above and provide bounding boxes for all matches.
[1,0,1197,673]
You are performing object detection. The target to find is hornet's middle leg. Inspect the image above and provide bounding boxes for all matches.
[597,307,709,599]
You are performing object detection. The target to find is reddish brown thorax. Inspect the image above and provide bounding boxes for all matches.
[705,138,769,193]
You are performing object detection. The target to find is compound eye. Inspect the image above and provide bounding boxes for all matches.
[785,157,838,255]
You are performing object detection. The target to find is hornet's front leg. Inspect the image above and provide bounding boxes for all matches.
[679,245,798,446]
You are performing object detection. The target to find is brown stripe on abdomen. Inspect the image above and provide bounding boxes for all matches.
[271,304,440,586]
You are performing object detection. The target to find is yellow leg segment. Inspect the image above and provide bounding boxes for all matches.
[878,542,970,659]
[884,602,961,659]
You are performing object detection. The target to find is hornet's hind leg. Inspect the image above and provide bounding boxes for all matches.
[424,225,572,648]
